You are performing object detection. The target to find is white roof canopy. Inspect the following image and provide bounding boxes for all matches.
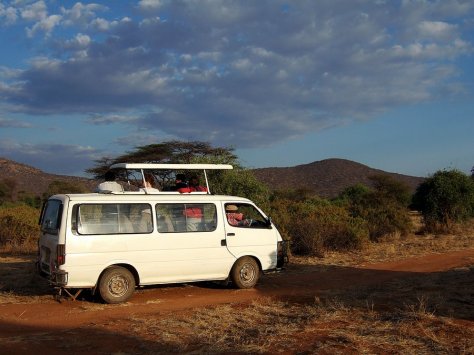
[110,163,233,170]
[108,163,233,195]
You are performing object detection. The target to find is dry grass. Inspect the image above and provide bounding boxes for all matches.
[0,254,52,303]
[128,298,318,353]
[124,267,474,354]
[1,219,473,353]
[118,220,474,353]
[292,217,474,267]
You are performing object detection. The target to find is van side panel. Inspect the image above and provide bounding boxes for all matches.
[62,201,236,287]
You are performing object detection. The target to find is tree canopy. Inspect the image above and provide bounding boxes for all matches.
[86,140,239,179]
[85,140,270,206]
[413,169,474,230]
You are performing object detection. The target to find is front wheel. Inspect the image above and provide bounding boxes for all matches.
[231,257,260,289]
[99,266,135,304]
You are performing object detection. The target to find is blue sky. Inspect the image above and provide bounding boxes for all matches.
[0,0,473,177]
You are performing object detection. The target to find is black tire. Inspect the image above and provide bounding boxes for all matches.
[98,266,135,304]
[231,257,260,289]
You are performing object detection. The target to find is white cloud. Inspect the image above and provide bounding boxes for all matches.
[86,114,139,125]
[418,21,458,41]
[20,0,47,21]
[1,1,473,150]
[26,14,61,37]
[138,0,166,11]
[61,2,107,27]
[0,3,18,25]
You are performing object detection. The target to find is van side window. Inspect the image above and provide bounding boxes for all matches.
[75,203,153,235]
[225,203,271,228]
[156,203,217,233]
[40,199,62,235]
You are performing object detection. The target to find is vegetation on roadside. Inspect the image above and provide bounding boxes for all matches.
[126,265,474,354]
[1,234,473,353]
[0,204,40,253]
[413,169,474,232]
[1,141,473,257]
[0,179,89,253]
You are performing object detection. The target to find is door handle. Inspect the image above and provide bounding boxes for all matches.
[221,239,227,246]
[227,233,235,236]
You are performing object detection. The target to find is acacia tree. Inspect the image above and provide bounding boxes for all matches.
[85,140,239,179]
[413,169,474,230]
[85,140,270,206]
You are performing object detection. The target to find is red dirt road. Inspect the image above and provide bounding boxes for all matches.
[1,249,473,354]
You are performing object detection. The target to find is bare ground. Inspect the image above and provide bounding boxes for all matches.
[1,234,473,354]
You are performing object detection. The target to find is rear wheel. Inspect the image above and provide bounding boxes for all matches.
[99,266,135,304]
[231,257,260,289]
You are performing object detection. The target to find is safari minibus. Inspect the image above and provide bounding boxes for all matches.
[37,164,287,303]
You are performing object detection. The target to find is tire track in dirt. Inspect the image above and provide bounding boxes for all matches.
[1,249,473,327]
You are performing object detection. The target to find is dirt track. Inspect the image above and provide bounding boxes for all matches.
[1,249,473,354]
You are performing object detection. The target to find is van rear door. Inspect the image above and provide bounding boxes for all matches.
[38,198,64,277]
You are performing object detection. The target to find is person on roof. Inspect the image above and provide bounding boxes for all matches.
[95,170,124,193]
[178,175,207,193]
[174,173,188,190]
[140,173,160,193]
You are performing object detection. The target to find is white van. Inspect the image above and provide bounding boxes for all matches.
[37,164,287,303]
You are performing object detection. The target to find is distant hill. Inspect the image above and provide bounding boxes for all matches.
[0,158,95,198]
[0,157,424,200]
[252,158,424,198]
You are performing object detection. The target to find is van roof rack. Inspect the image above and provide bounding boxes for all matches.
[109,163,233,170]
[109,163,233,194]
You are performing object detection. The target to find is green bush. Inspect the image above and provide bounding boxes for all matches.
[336,175,413,241]
[291,205,369,256]
[413,169,474,232]
[0,204,40,253]
[270,197,369,256]
[350,195,412,240]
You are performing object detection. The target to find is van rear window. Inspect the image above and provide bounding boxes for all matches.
[41,199,62,235]
[156,203,217,233]
[75,203,153,235]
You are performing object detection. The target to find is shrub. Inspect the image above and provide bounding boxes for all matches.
[351,195,412,240]
[336,176,413,241]
[0,204,40,253]
[413,169,474,232]
[270,197,369,256]
[0,178,16,204]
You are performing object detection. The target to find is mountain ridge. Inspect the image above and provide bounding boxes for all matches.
[0,157,424,199]
[0,157,95,198]
[252,158,424,198]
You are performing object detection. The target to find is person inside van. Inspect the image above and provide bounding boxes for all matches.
[95,170,124,193]
[183,205,203,231]
[178,175,207,193]
[174,173,188,190]
[140,173,160,193]
[225,204,249,227]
